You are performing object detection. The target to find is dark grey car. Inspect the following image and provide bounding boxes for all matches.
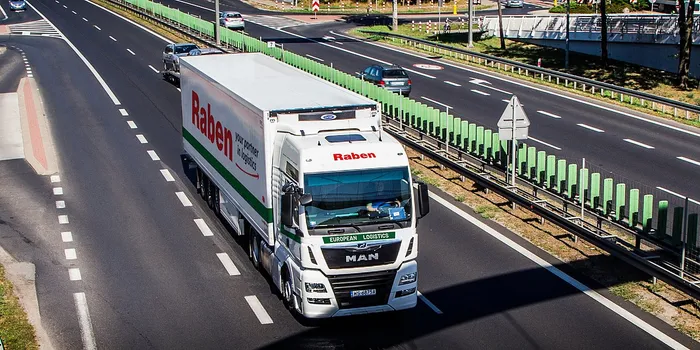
[358,65,412,97]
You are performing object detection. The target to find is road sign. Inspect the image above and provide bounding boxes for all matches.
[312,0,320,12]
[267,41,276,48]
[498,96,530,141]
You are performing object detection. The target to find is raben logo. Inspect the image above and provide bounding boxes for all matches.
[320,114,337,120]
[346,253,379,263]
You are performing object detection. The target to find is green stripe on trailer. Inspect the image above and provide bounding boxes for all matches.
[184,129,273,223]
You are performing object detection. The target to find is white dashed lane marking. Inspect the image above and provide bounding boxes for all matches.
[577,123,604,133]
[216,253,241,276]
[678,156,700,167]
[62,231,73,242]
[471,89,490,96]
[624,139,654,149]
[148,65,159,73]
[126,49,135,55]
[69,268,82,281]
[245,296,273,324]
[53,187,63,195]
[175,191,192,206]
[147,150,160,161]
[127,120,137,129]
[444,81,461,87]
[58,215,69,224]
[136,134,148,144]
[109,36,117,41]
[56,200,66,209]
[194,219,214,236]
[160,169,174,182]
[65,248,77,260]
[93,25,101,30]
[537,110,561,119]
[119,108,128,116]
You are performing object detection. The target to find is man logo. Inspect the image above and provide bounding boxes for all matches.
[320,114,337,120]
[346,253,379,263]
[357,242,367,249]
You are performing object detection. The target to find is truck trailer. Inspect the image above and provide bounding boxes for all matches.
[179,52,430,318]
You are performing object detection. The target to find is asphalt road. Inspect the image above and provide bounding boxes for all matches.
[5,0,699,348]
[156,0,700,208]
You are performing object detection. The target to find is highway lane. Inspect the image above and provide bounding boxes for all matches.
[26,0,700,348]
[156,0,700,203]
[8,2,299,349]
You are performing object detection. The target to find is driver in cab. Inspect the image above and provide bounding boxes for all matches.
[365,182,404,219]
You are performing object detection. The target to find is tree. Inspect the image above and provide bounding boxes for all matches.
[497,0,506,49]
[600,0,608,67]
[678,0,696,89]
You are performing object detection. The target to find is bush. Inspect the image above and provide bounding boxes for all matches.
[549,0,649,14]
[549,2,594,13]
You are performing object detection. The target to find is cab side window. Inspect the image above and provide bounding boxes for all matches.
[164,45,173,53]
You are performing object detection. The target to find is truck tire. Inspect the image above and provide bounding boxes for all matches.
[281,268,294,311]
[249,231,261,270]
[195,168,203,194]
[209,184,220,215]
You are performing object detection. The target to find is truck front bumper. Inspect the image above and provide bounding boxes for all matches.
[299,260,418,318]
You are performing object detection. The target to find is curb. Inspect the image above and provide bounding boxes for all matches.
[0,246,55,350]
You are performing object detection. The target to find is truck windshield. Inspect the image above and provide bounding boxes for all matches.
[303,167,412,231]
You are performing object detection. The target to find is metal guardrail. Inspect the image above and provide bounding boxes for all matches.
[361,30,700,121]
[101,0,700,300]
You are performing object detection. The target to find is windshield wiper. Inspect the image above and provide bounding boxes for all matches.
[315,218,363,232]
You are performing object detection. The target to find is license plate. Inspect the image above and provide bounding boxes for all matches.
[391,82,404,86]
[350,289,377,298]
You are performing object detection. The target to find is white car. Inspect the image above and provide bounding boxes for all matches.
[219,11,245,30]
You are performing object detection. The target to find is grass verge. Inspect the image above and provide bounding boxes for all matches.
[81,1,700,342]
[0,265,38,349]
[351,24,700,128]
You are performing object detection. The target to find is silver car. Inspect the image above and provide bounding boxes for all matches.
[162,43,199,72]
[219,11,245,30]
[505,0,524,7]
[9,0,26,11]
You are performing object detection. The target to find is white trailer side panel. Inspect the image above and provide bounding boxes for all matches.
[180,61,273,239]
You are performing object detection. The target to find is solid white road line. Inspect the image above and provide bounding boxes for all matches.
[624,139,654,149]
[26,0,122,105]
[136,134,148,144]
[119,108,128,116]
[328,31,700,141]
[429,191,689,349]
[148,65,159,73]
[65,248,77,260]
[93,25,101,30]
[244,295,273,324]
[528,136,562,150]
[126,48,135,55]
[537,110,561,119]
[678,156,700,167]
[69,268,82,281]
[577,123,604,133]
[174,0,213,11]
[53,187,63,195]
[417,291,443,314]
[216,253,241,276]
[444,80,461,87]
[305,54,324,62]
[109,35,117,41]
[194,219,214,236]
[58,215,69,224]
[84,0,171,43]
[61,231,73,242]
[147,150,160,161]
[421,96,452,109]
[127,120,137,129]
[656,187,700,205]
[160,169,174,182]
[56,200,66,209]
[73,292,97,350]
[175,191,192,207]
[470,89,490,96]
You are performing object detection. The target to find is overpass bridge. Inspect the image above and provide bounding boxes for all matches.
[481,14,700,76]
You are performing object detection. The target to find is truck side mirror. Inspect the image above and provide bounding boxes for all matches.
[281,192,295,227]
[299,193,312,205]
[417,182,430,218]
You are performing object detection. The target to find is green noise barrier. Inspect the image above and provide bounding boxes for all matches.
[125,0,699,247]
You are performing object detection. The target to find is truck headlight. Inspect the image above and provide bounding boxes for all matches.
[304,282,327,293]
[399,272,417,285]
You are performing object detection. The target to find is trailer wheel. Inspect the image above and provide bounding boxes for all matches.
[195,168,203,194]
[209,185,220,215]
[249,232,261,270]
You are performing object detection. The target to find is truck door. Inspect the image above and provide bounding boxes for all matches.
[276,161,302,261]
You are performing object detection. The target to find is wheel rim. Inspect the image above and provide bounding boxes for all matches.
[284,279,293,305]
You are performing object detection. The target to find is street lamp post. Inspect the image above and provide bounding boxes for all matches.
[215,0,220,45]
[565,0,570,70]
[468,0,474,47]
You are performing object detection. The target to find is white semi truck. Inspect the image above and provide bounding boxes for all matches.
[180,52,430,318]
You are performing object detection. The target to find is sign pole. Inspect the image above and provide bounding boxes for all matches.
[399,89,403,131]
[510,101,516,187]
[581,157,586,222]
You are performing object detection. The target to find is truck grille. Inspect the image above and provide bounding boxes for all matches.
[321,241,401,269]
[327,270,397,309]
